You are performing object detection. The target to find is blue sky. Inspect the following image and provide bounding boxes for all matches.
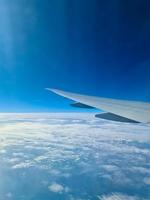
[0,0,150,112]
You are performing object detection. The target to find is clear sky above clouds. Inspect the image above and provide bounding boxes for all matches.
[0,0,150,112]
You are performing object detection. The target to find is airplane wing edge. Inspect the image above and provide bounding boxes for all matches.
[46,88,150,123]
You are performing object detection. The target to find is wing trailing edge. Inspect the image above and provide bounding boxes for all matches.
[95,113,139,123]
[71,102,94,109]
[46,88,150,123]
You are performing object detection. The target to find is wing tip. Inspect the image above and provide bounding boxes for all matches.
[45,88,58,93]
[45,88,66,96]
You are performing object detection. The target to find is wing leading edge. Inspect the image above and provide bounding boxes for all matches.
[46,88,150,123]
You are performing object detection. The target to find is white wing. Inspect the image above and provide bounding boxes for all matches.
[47,88,150,123]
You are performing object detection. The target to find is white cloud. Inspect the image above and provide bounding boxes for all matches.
[0,149,6,154]
[99,193,140,200]
[12,161,33,169]
[48,182,70,194]
[48,183,64,193]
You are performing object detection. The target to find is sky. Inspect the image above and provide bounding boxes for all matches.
[0,0,150,112]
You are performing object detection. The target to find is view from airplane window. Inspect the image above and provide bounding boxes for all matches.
[0,1,150,200]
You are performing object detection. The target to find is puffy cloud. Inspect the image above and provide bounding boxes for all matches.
[12,161,33,169]
[99,193,140,200]
[48,183,63,193]
[48,183,69,193]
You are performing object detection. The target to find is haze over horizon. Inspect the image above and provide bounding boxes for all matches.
[0,0,150,112]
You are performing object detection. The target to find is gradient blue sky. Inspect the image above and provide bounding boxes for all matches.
[0,0,150,112]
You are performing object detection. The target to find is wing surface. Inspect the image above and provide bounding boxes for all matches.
[47,88,150,123]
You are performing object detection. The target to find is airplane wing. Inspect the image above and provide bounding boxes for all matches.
[46,88,150,123]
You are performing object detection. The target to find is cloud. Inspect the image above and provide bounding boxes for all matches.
[99,193,140,200]
[0,113,149,199]
[48,183,63,193]
[0,149,6,154]
[12,161,33,169]
[48,183,69,194]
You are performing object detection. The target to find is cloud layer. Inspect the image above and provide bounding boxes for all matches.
[0,113,150,200]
